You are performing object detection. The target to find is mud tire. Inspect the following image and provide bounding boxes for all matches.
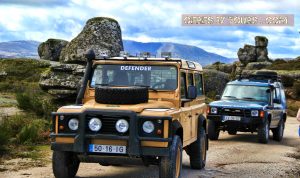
[208,119,220,140]
[188,127,207,169]
[258,120,270,144]
[272,119,284,141]
[159,135,182,178]
[52,151,80,178]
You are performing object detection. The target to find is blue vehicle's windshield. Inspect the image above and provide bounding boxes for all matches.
[222,85,270,103]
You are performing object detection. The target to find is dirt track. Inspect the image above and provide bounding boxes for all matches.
[1,117,299,178]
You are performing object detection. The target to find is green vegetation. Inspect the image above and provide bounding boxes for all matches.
[293,81,300,99]
[0,59,54,160]
[266,58,300,70]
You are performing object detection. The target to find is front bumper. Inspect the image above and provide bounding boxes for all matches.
[208,115,264,131]
[50,109,172,157]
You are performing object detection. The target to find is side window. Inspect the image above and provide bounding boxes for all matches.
[180,72,187,98]
[273,88,280,99]
[187,73,194,86]
[195,73,203,96]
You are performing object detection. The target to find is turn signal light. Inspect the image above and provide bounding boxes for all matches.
[259,111,265,118]
[59,125,64,130]
[206,106,210,114]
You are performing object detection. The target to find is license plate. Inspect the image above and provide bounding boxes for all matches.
[89,144,126,154]
[222,116,241,122]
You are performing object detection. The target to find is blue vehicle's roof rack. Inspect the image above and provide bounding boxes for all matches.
[237,71,281,83]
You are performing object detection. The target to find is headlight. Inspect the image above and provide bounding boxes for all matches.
[68,118,79,131]
[88,118,102,131]
[142,121,155,133]
[115,119,129,133]
[251,110,259,117]
[211,107,218,114]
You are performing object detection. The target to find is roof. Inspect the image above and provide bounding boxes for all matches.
[228,80,280,87]
[93,57,203,71]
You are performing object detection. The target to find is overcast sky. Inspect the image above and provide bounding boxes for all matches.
[0,0,299,58]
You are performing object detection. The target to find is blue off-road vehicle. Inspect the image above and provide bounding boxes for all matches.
[207,71,287,143]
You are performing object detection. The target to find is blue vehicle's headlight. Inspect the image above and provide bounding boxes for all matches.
[211,107,218,114]
[251,110,259,117]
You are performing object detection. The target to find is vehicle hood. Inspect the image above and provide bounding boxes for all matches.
[80,99,176,113]
[209,100,267,110]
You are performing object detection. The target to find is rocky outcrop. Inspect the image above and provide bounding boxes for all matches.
[205,63,237,74]
[60,17,123,63]
[39,63,85,99]
[39,17,124,100]
[203,69,230,95]
[38,39,68,61]
[245,61,272,70]
[237,36,269,65]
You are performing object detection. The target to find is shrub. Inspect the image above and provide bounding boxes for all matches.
[0,125,9,153]
[17,124,39,144]
[16,88,57,118]
[293,81,300,98]
[0,114,50,147]
[281,75,295,87]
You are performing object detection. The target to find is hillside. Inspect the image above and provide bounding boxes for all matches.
[0,41,40,59]
[0,40,233,65]
[123,40,234,65]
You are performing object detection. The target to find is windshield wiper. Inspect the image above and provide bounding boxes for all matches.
[223,95,237,99]
[240,97,257,101]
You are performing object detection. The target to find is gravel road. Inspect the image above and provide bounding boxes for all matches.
[1,117,299,178]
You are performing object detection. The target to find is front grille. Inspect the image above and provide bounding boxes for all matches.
[86,115,130,135]
[221,108,245,116]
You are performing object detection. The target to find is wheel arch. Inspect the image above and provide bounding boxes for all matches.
[172,120,183,142]
[198,114,207,132]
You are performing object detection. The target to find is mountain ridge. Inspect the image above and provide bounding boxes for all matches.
[0,40,234,65]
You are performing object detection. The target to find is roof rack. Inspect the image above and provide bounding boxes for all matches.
[237,71,281,83]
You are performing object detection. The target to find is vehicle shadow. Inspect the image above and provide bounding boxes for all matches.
[216,132,297,146]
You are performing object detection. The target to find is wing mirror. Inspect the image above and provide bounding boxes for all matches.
[187,86,197,99]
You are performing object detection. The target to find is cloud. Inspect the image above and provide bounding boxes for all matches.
[0,0,299,58]
[0,0,70,7]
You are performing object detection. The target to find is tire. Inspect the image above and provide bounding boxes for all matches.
[159,135,182,178]
[187,127,207,169]
[272,119,284,141]
[258,120,270,144]
[228,130,237,135]
[208,120,219,140]
[95,86,148,104]
[52,151,80,178]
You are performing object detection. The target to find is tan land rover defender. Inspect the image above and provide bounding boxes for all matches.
[51,50,208,178]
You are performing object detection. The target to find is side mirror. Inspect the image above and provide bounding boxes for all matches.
[273,98,281,104]
[187,86,197,99]
[215,95,221,100]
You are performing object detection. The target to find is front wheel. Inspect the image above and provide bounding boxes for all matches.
[272,119,284,141]
[159,135,182,178]
[208,120,220,140]
[187,127,207,169]
[258,120,270,144]
[52,151,80,178]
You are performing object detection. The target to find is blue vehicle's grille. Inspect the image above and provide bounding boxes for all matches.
[221,108,244,116]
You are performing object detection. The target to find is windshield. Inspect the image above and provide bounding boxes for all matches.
[222,85,270,103]
[90,64,178,90]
